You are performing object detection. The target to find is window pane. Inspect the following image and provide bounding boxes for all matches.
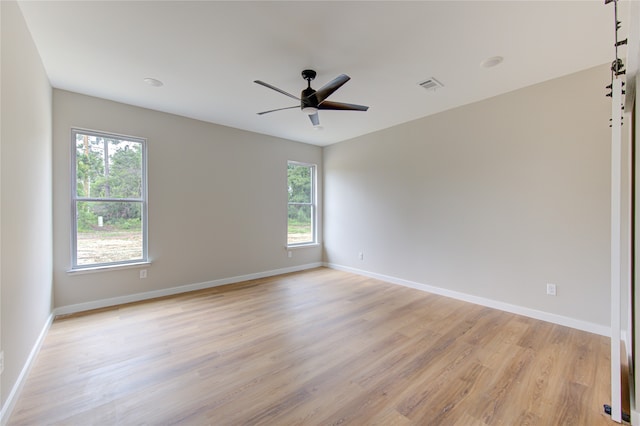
[75,133,142,199]
[288,204,312,245]
[288,163,312,203]
[76,201,143,265]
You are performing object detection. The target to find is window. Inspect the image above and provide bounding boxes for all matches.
[71,129,147,269]
[287,161,316,246]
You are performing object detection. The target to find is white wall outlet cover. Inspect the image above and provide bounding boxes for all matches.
[546,283,556,296]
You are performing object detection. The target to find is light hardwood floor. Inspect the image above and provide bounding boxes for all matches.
[9,268,617,425]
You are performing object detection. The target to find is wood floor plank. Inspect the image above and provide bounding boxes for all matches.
[8,268,619,425]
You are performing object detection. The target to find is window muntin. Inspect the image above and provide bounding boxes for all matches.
[287,161,316,246]
[72,129,147,269]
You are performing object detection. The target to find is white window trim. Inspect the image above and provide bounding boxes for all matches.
[70,128,148,270]
[66,261,152,275]
[287,243,320,250]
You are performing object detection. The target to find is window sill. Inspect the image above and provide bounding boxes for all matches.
[286,243,320,250]
[67,261,152,275]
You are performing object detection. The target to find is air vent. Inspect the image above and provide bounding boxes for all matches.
[418,77,444,91]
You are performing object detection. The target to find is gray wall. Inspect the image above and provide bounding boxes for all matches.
[1,0,53,414]
[323,64,612,328]
[52,90,322,308]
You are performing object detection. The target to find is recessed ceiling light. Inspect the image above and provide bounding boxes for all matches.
[480,56,504,68]
[143,77,164,87]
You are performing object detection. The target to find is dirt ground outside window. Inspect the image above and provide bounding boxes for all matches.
[77,231,142,265]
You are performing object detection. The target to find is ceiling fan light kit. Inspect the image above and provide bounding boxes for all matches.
[254,69,369,127]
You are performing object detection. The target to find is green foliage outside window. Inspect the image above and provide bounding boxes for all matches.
[75,134,143,232]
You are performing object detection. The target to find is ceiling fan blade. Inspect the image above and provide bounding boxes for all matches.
[309,113,320,126]
[257,106,299,115]
[317,101,369,111]
[311,74,350,104]
[254,80,300,101]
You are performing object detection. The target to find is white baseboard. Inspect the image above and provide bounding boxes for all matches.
[54,262,323,317]
[325,262,611,337]
[1,313,54,426]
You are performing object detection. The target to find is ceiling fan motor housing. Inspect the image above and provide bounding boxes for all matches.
[301,70,319,112]
[301,87,319,112]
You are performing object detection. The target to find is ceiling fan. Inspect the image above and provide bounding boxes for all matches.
[254,69,369,127]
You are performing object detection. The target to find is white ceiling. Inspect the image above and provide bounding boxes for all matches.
[17,1,625,146]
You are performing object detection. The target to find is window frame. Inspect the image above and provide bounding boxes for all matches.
[70,128,148,270]
[287,160,317,247]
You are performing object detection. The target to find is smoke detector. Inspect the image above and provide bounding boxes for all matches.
[418,77,444,92]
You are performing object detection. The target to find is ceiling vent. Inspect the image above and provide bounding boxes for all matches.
[418,77,444,92]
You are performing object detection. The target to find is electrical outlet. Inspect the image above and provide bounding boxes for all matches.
[288,251,292,258]
[358,252,364,261]
[546,283,556,296]
[140,269,147,279]
[0,351,4,375]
